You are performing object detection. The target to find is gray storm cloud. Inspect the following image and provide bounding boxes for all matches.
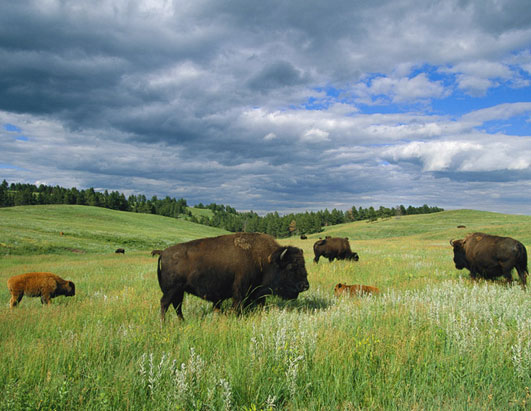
[0,0,530,214]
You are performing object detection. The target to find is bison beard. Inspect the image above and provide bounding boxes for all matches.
[156,233,310,321]
[450,232,528,289]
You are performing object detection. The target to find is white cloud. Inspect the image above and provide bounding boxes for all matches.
[353,73,447,104]
[263,132,277,141]
[300,128,330,143]
[384,137,531,172]
[455,75,494,96]
[461,102,531,123]
[385,141,480,171]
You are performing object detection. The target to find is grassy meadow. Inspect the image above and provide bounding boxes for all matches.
[1,205,530,410]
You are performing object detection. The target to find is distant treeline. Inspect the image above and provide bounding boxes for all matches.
[0,180,444,238]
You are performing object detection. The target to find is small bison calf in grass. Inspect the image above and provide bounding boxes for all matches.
[334,283,380,297]
[7,272,75,308]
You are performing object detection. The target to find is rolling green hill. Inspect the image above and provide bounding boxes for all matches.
[0,205,229,255]
[1,206,529,256]
[309,209,531,244]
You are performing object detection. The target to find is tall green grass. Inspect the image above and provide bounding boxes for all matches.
[1,207,530,409]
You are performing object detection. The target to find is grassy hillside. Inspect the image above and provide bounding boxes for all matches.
[311,209,531,243]
[187,206,214,219]
[0,205,229,256]
[1,207,530,409]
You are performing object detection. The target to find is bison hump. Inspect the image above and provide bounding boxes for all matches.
[234,235,252,250]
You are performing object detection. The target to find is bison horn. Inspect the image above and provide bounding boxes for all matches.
[449,239,455,246]
[280,248,288,261]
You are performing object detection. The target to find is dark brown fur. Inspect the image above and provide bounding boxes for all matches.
[450,232,528,289]
[313,237,359,263]
[7,272,75,307]
[157,232,309,321]
[115,248,125,254]
[334,283,380,296]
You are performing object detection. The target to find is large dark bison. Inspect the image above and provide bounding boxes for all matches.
[313,237,359,263]
[7,272,75,307]
[450,232,528,289]
[156,233,310,321]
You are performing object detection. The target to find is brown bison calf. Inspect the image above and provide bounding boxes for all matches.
[7,272,75,308]
[334,283,380,297]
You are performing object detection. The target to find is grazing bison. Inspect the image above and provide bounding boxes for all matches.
[300,234,307,240]
[313,237,359,263]
[450,232,528,289]
[157,232,310,321]
[457,225,466,229]
[115,248,125,254]
[334,283,380,297]
[7,272,75,307]
[151,249,163,257]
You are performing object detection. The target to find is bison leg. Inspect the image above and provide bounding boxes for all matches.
[9,293,23,308]
[516,267,528,290]
[160,289,183,321]
[499,261,518,287]
[212,300,223,313]
[171,291,185,320]
[40,294,51,305]
[502,271,513,287]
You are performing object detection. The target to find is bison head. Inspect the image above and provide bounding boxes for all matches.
[64,281,76,297]
[348,252,359,261]
[264,246,309,299]
[450,239,467,270]
[334,283,347,296]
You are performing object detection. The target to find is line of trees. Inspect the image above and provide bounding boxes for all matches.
[191,203,444,238]
[0,180,444,238]
[0,181,189,218]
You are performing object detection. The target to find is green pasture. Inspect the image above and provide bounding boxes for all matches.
[187,206,214,219]
[0,205,228,256]
[1,206,530,410]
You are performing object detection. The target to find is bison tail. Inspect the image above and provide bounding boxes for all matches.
[515,242,528,288]
[157,255,162,286]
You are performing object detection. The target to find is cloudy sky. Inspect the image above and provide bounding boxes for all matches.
[1,0,531,215]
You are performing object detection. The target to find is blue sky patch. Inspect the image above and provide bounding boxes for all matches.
[4,123,22,133]
[0,163,23,170]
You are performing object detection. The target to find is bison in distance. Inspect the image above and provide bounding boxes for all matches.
[156,233,310,321]
[450,232,528,289]
[7,272,76,307]
[313,237,359,263]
